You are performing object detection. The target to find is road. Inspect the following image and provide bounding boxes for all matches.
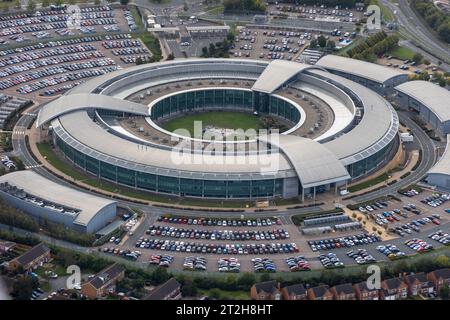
[352,112,437,203]
[380,0,450,71]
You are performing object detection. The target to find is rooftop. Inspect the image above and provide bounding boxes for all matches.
[0,171,116,227]
[316,54,406,84]
[395,80,450,123]
[14,243,49,266]
[144,278,181,300]
[252,60,322,93]
[87,263,125,290]
[253,280,279,294]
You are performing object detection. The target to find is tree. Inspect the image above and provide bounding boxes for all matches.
[166,53,175,60]
[412,53,424,64]
[181,278,197,297]
[326,40,336,49]
[120,0,130,5]
[309,39,318,49]
[423,59,431,66]
[12,276,39,300]
[439,283,450,300]
[318,35,327,48]
[42,0,50,8]
[151,267,171,285]
[27,0,35,12]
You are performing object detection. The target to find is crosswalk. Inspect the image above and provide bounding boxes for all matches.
[13,130,26,136]
[25,164,43,169]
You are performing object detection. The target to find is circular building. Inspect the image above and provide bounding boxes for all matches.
[36,58,400,200]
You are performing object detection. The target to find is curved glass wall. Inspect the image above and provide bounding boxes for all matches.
[150,88,300,124]
[55,135,284,199]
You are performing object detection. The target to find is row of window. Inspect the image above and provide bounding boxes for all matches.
[55,136,284,198]
[150,89,300,124]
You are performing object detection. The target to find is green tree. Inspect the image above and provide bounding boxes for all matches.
[12,276,39,300]
[439,283,450,299]
[326,40,336,49]
[151,267,171,285]
[27,0,36,12]
[309,39,318,49]
[318,35,327,48]
[42,0,50,8]
[412,53,424,64]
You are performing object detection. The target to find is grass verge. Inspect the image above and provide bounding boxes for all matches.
[348,173,389,193]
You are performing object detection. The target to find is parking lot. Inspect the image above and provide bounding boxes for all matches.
[229,26,354,62]
[267,3,364,24]
[0,32,151,101]
[0,6,133,45]
[98,199,450,272]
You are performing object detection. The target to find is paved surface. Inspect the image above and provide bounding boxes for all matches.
[380,0,450,71]
[351,112,437,203]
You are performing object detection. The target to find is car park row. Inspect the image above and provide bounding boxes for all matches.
[319,252,344,268]
[308,233,380,252]
[135,238,299,255]
[285,256,311,272]
[157,215,281,227]
[183,256,207,271]
[145,225,290,241]
[251,258,276,272]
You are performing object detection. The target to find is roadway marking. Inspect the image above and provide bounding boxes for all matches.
[22,112,36,117]
[13,130,26,135]
[25,164,43,169]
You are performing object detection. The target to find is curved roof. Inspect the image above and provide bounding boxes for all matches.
[252,60,324,93]
[395,80,450,123]
[53,111,294,179]
[68,58,269,95]
[428,134,450,176]
[258,134,350,188]
[309,69,398,165]
[0,170,116,227]
[316,54,406,84]
[36,93,149,127]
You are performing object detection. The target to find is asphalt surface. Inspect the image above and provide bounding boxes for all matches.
[380,0,450,71]
[352,112,437,203]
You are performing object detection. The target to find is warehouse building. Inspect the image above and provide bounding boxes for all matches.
[395,80,450,190]
[0,171,117,234]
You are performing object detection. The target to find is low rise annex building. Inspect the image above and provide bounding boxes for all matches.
[0,171,117,233]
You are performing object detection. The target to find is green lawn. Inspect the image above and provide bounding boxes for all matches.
[370,0,395,22]
[388,45,416,60]
[133,32,162,61]
[348,173,389,193]
[337,36,364,56]
[161,111,264,137]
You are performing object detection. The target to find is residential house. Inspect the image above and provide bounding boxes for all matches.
[330,283,356,300]
[144,278,182,300]
[250,280,281,300]
[7,243,50,272]
[380,277,408,300]
[281,284,307,300]
[307,285,334,300]
[0,241,15,253]
[81,263,125,299]
[427,268,450,293]
[404,273,434,296]
[353,281,379,300]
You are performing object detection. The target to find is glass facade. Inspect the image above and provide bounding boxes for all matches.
[55,135,284,199]
[150,89,300,124]
[346,138,397,178]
